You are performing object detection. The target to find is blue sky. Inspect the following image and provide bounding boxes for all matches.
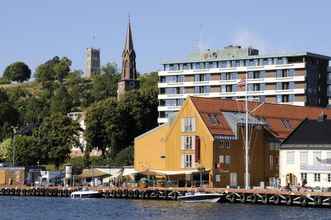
[0,0,330,75]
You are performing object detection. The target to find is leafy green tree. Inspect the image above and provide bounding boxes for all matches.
[50,85,73,114]
[0,89,19,141]
[8,135,42,166]
[34,113,81,168]
[91,62,120,101]
[0,138,11,162]
[85,98,118,156]
[3,62,31,82]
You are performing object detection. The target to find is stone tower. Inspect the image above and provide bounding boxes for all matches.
[85,48,100,78]
[117,18,139,99]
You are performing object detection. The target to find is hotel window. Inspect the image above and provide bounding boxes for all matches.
[314,173,321,182]
[226,73,232,80]
[263,59,269,65]
[253,84,261,91]
[231,72,238,80]
[226,85,232,92]
[165,99,177,106]
[194,74,205,82]
[301,173,307,182]
[253,71,260,79]
[177,75,184,82]
[286,151,295,165]
[165,87,177,94]
[176,99,184,106]
[219,61,227,68]
[276,70,282,78]
[300,151,308,166]
[225,155,231,165]
[313,151,322,165]
[169,64,179,71]
[182,154,193,168]
[328,174,331,182]
[282,95,289,103]
[183,63,191,70]
[181,136,194,150]
[165,76,177,83]
[206,62,216,68]
[164,64,170,71]
[282,82,289,90]
[182,117,195,132]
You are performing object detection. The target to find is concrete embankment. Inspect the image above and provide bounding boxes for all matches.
[1,187,331,207]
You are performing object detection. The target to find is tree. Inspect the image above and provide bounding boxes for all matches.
[85,98,118,156]
[91,62,120,101]
[0,138,11,162]
[0,89,19,141]
[3,62,31,82]
[8,135,42,166]
[50,85,73,114]
[34,113,81,168]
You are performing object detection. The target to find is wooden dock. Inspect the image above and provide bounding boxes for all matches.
[1,186,331,207]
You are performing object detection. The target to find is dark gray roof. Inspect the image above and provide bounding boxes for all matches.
[281,118,331,146]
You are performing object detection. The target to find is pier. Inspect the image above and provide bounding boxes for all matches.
[1,186,331,207]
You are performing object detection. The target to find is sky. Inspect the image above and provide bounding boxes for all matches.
[0,0,330,76]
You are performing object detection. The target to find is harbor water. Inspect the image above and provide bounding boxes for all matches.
[0,197,330,220]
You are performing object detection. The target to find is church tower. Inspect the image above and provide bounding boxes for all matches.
[117,18,139,99]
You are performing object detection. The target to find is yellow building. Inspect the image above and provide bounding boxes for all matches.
[135,96,331,187]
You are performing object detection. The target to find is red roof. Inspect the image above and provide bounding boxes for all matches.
[190,96,331,140]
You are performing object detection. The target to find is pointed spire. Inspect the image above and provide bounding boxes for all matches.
[124,15,134,51]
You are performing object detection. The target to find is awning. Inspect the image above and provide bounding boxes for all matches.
[78,169,110,179]
[153,169,210,175]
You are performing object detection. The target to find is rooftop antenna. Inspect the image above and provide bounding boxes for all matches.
[192,24,204,53]
[91,34,96,48]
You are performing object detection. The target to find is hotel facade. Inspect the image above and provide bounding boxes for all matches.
[158,46,330,124]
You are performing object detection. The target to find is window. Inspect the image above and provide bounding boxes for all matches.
[287,151,295,165]
[282,82,289,90]
[281,119,291,129]
[328,174,331,182]
[313,151,322,165]
[218,155,224,164]
[181,136,194,150]
[207,114,219,125]
[269,155,273,169]
[253,71,260,79]
[314,173,321,182]
[253,84,261,91]
[300,151,308,166]
[215,174,221,182]
[226,85,232,92]
[182,117,195,132]
[183,154,193,168]
[301,173,307,182]
[225,155,231,165]
[220,140,230,149]
[282,95,289,103]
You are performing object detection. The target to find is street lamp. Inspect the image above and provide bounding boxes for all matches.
[11,126,17,167]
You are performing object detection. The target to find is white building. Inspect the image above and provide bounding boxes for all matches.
[279,116,331,190]
[158,45,330,124]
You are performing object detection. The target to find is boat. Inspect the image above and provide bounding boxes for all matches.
[70,188,103,199]
[177,192,221,203]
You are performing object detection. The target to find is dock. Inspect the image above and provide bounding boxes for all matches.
[1,186,331,207]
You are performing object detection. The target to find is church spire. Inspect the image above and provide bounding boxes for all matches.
[124,15,134,52]
[117,16,139,100]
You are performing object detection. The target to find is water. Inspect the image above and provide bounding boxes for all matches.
[0,197,330,220]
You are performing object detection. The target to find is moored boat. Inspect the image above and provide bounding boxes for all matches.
[177,192,221,203]
[71,188,103,199]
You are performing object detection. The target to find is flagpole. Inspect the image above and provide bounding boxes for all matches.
[245,72,249,189]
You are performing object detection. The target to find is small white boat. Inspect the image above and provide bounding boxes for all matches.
[177,192,221,203]
[71,188,102,199]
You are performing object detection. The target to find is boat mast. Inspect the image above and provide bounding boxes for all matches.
[245,71,249,189]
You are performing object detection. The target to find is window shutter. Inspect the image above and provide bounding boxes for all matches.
[192,136,196,150]
[192,118,196,132]
[181,136,185,150]
[181,118,185,132]
[181,155,185,168]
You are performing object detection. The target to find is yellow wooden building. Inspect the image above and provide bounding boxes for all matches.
[134,96,331,187]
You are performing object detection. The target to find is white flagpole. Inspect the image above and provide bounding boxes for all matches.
[245,72,249,189]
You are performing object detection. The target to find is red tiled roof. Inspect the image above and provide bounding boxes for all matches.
[190,96,331,140]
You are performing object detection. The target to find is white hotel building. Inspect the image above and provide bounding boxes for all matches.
[158,45,330,124]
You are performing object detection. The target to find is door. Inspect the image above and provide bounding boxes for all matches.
[230,172,237,187]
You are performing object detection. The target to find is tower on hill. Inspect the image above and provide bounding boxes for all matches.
[85,48,100,78]
[117,17,139,100]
